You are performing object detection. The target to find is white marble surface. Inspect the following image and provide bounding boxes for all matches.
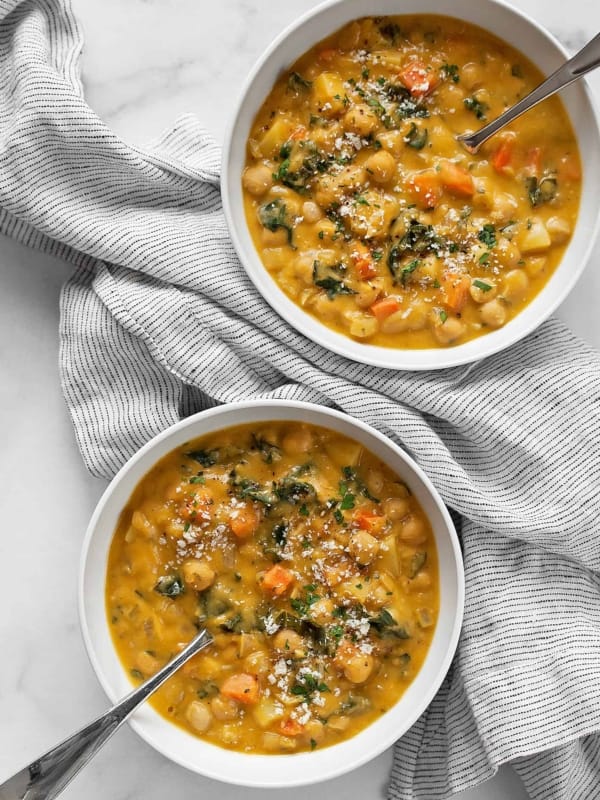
[1,1,600,798]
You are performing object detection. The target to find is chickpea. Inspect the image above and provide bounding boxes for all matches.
[210,694,239,721]
[303,719,325,744]
[355,282,381,309]
[261,227,288,247]
[293,254,315,285]
[502,269,529,303]
[344,650,375,684]
[310,597,334,625]
[242,164,273,197]
[398,516,427,545]
[384,497,409,520]
[366,468,385,496]
[135,650,161,676]
[337,20,361,50]
[273,629,305,653]
[433,317,466,345]
[461,62,484,90]
[349,315,378,339]
[185,700,213,733]
[282,426,312,454]
[348,530,380,565]
[525,256,547,278]
[364,150,396,184]
[480,298,507,328]
[375,130,404,156]
[182,559,215,591]
[491,192,519,224]
[496,236,521,267]
[343,103,379,136]
[244,649,270,677]
[546,216,571,244]
[470,278,497,304]
[411,571,432,590]
[302,200,323,223]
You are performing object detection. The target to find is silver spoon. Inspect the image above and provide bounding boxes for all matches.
[0,628,213,800]
[458,31,600,153]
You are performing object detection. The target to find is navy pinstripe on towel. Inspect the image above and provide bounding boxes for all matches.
[1,1,600,798]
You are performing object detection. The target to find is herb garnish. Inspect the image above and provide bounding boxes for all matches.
[154,575,185,598]
[478,224,497,249]
[464,95,488,120]
[258,199,294,245]
[404,122,428,150]
[525,176,558,207]
[441,63,460,83]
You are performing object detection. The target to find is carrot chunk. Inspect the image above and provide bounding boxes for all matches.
[319,48,337,62]
[407,169,442,209]
[398,59,439,97]
[354,509,386,535]
[262,564,295,596]
[558,153,581,181]
[229,504,261,539]
[351,241,377,280]
[441,272,471,313]
[280,718,304,736]
[491,140,513,174]
[524,146,542,178]
[438,161,475,196]
[370,296,401,321]
[221,673,259,705]
[290,125,307,141]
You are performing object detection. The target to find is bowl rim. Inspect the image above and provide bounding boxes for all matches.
[221,0,600,371]
[78,399,465,787]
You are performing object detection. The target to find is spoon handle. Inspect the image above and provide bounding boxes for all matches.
[0,629,212,800]
[459,31,600,152]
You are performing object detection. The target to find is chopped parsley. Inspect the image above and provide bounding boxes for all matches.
[478,224,497,249]
[526,176,558,207]
[154,575,184,598]
[313,260,356,299]
[464,95,488,120]
[287,71,312,92]
[441,63,460,83]
[473,279,493,293]
[404,122,428,150]
[185,448,218,467]
[258,199,294,246]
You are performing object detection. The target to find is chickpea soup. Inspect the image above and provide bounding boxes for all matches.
[242,15,581,348]
[106,422,439,754]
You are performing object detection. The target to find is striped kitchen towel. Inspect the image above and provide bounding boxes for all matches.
[2,1,600,798]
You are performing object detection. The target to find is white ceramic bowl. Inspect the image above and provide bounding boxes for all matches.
[222,0,600,370]
[79,400,464,787]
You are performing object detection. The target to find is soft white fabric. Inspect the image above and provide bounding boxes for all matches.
[2,1,600,797]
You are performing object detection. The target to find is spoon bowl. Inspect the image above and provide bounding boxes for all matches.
[458,31,600,152]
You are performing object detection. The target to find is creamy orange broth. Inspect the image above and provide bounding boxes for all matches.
[242,15,581,348]
[106,422,439,754]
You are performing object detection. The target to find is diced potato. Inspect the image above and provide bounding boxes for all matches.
[313,72,347,116]
[502,269,529,303]
[525,256,547,277]
[324,438,362,467]
[377,534,400,576]
[347,191,400,239]
[349,314,379,339]
[433,317,466,345]
[257,116,297,157]
[186,701,212,733]
[545,215,571,244]
[261,247,286,271]
[518,218,551,253]
[253,699,286,729]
